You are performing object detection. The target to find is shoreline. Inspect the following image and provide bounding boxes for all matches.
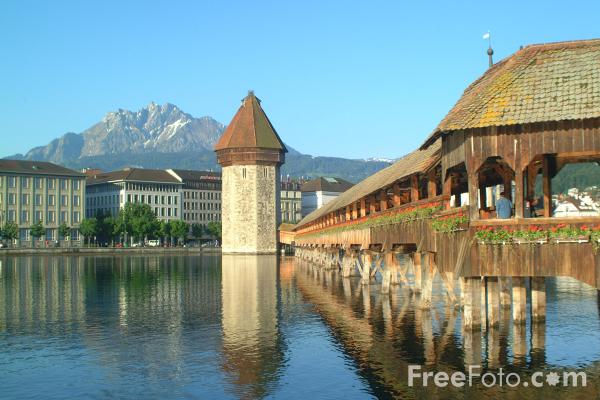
[0,247,221,256]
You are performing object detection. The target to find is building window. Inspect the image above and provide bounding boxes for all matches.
[174,208,177,217]
[73,180,80,190]
[48,194,55,206]
[61,195,68,206]
[21,194,29,205]
[48,211,55,223]
[8,193,16,205]
[127,194,131,203]
[174,197,178,205]
[60,211,67,223]
[21,210,29,222]
[8,210,16,222]
[73,211,80,223]
[35,194,42,206]
[35,211,42,222]
[34,177,42,189]
[161,196,165,205]
[21,177,30,188]
[168,196,171,205]
[73,195,80,207]
[161,208,165,217]
[48,178,55,189]
[8,176,16,188]
[242,168,247,179]
[60,179,67,190]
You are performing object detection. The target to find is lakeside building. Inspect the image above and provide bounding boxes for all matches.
[300,177,354,217]
[85,168,183,221]
[0,159,86,243]
[280,181,302,223]
[166,169,222,228]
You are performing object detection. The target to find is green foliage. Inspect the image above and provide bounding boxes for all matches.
[474,227,513,244]
[431,214,468,233]
[58,223,71,240]
[2,222,18,241]
[207,222,222,239]
[79,218,98,244]
[30,220,45,239]
[159,220,171,239]
[170,220,189,243]
[115,202,159,241]
[191,223,203,239]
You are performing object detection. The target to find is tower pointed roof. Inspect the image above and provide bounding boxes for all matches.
[215,91,287,152]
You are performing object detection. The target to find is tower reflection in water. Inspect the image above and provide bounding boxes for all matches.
[221,254,284,399]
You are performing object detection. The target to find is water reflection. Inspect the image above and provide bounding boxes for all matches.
[221,254,284,399]
[2,255,600,399]
[294,259,600,399]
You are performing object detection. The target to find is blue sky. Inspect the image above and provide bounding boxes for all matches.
[1,1,599,159]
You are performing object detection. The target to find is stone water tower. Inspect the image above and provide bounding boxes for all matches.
[215,91,287,253]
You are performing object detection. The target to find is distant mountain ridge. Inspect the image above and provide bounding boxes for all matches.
[6,102,391,182]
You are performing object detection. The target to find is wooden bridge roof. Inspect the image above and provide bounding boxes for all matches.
[295,140,441,229]
[423,38,600,148]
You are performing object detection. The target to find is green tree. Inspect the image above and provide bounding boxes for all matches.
[30,220,45,247]
[191,223,203,241]
[79,218,98,246]
[2,221,19,246]
[58,222,71,244]
[115,202,158,245]
[207,221,222,240]
[98,215,116,245]
[159,220,171,245]
[170,220,189,245]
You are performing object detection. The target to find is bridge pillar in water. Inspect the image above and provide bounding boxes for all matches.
[412,252,422,293]
[499,277,512,308]
[463,277,482,330]
[360,253,372,284]
[531,277,546,322]
[512,277,527,324]
[486,277,500,328]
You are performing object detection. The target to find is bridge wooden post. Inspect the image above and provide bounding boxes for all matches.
[440,271,457,306]
[499,277,512,308]
[412,252,422,293]
[420,253,437,309]
[381,251,393,295]
[463,277,482,330]
[531,277,546,322]
[486,277,500,328]
[386,252,400,286]
[360,252,371,284]
[512,277,527,324]
[513,322,527,365]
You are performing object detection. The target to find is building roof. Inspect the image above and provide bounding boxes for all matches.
[295,140,441,228]
[0,159,84,177]
[168,169,221,182]
[423,38,600,148]
[214,91,287,152]
[300,177,354,193]
[86,168,182,185]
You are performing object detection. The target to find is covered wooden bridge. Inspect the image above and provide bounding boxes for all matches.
[283,39,600,330]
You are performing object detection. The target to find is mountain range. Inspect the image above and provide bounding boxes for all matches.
[6,102,391,182]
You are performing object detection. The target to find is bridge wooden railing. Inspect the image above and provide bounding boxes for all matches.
[295,195,449,241]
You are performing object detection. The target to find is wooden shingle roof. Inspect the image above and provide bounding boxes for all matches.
[423,38,600,147]
[295,140,441,229]
[214,91,287,152]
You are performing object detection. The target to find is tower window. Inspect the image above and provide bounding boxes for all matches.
[242,168,247,179]
[264,167,268,178]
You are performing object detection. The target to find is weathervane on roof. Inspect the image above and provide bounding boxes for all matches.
[483,31,493,67]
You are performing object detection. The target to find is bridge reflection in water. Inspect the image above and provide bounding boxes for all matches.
[293,257,600,399]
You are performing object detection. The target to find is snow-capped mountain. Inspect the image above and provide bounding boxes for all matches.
[18,102,224,164]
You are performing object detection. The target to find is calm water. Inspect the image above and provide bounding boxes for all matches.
[1,254,600,399]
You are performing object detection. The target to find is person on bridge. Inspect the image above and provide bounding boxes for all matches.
[496,191,513,219]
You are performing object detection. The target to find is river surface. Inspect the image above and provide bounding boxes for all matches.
[1,254,600,399]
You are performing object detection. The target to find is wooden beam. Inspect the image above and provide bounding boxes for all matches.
[467,172,479,220]
[379,190,388,211]
[542,155,554,218]
[443,173,452,210]
[410,174,419,202]
[514,169,524,218]
[360,199,366,218]
[346,205,351,221]
[392,183,401,206]
[427,170,437,198]
[369,195,377,214]
[352,202,358,219]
